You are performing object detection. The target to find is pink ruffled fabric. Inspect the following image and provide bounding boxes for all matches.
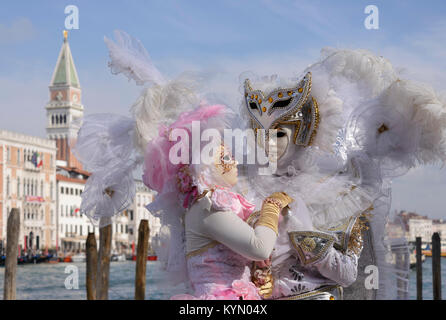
[211,187,255,221]
[142,104,226,193]
[169,196,258,301]
[171,244,261,300]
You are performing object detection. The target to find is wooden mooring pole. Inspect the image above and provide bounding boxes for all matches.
[432,232,442,300]
[135,220,150,300]
[416,237,422,300]
[86,232,97,300]
[96,221,112,300]
[3,209,20,300]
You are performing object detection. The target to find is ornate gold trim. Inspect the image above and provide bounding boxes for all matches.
[288,231,335,265]
[246,210,261,227]
[277,285,341,300]
[186,241,219,259]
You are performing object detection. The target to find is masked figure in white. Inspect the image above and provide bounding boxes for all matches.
[240,48,446,300]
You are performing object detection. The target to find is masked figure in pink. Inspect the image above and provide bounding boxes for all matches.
[142,103,293,299]
[73,31,292,300]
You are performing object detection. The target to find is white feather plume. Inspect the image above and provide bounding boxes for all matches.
[104,30,201,154]
[104,30,166,86]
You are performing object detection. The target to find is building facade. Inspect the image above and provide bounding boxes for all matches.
[46,32,160,254]
[0,130,57,251]
[56,166,91,253]
[433,220,446,250]
[0,32,161,256]
[127,180,159,252]
[408,218,433,243]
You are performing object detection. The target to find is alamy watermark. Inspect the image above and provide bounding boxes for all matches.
[364,5,379,30]
[65,5,79,30]
[64,265,79,290]
[168,121,278,175]
[364,264,379,290]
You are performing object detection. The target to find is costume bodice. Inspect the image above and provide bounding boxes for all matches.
[172,243,260,300]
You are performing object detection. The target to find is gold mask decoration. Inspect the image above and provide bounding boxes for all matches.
[244,72,319,147]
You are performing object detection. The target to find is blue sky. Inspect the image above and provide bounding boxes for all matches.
[1,0,446,219]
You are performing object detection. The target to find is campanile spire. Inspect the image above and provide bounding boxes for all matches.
[45,31,84,169]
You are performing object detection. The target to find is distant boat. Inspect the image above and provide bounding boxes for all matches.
[111,253,126,262]
[71,253,86,263]
[422,250,446,257]
[410,251,425,268]
[48,257,59,264]
[130,255,158,261]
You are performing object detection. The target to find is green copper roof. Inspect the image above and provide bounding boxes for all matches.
[51,39,80,88]
[69,54,79,87]
[53,52,67,84]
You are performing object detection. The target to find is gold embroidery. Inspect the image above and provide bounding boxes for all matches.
[263,197,283,210]
[251,263,274,299]
[288,231,335,265]
[186,241,219,259]
[308,97,320,146]
[301,237,317,252]
[104,188,114,198]
[246,210,261,227]
[277,285,341,300]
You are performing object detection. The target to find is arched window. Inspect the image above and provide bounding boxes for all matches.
[52,115,54,125]
[50,182,53,200]
[41,181,44,197]
[17,178,20,197]
[55,115,59,124]
[6,176,10,196]
[61,137,64,158]
[17,149,20,165]
[63,114,67,124]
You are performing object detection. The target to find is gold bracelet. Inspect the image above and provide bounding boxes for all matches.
[263,197,283,210]
[257,202,280,235]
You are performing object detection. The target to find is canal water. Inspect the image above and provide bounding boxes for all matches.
[408,257,446,300]
[0,258,444,299]
[0,261,186,300]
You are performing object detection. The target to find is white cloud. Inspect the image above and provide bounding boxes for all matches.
[0,17,37,45]
[405,21,446,60]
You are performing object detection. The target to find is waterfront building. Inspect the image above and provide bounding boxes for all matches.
[0,32,161,256]
[56,165,90,252]
[56,165,147,254]
[127,180,159,253]
[0,130,57,252]
[45,32,160,254]
[386,221,407,239]
[408,218,433,243]
[432,220,446,250]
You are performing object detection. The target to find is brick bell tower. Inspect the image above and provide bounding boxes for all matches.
[45,30,83,169]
